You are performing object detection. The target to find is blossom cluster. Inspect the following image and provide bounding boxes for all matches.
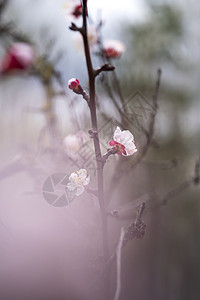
[66,126,137,196]
[62,2,125,59]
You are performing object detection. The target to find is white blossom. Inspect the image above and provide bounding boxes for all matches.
[67,169,90,196]
[109,126,137,156]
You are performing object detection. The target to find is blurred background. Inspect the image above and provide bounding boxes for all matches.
[0,0,200,299]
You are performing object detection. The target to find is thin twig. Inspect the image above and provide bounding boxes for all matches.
[155,179,193,209]
[120,68,162,175]
[108,203,146,269]
[0,0,7,19]
[109,158,200,219]
[193,155,200,185]
[102,148,118,165]
[109,68,162,197]
[94,63,115,77]
[141,158,180,169]
[114,228,125,300]
[0,23,31,43]
[111,67,127,114]
[106,69,162,204]
[122,202,146,246]
[147,157,200,210]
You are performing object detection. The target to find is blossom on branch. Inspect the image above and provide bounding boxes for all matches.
[68,77,80,91]
[0,42,35,73]
[102,40,125,59]
[68,77,89,101]
[109,126,137,156]
[67,169,90,196]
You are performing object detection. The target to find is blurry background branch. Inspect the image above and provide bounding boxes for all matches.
[114,228,125,300]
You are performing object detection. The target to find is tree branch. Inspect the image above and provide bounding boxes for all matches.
[113,69,162,182]
[80,0,109,263]
[94,63,115,77]
[102,148,118,165]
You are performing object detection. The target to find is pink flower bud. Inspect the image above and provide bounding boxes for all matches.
[72,4,82,18]
[0,42,35,73]
[68,78,80,90]
[102,40,125,59]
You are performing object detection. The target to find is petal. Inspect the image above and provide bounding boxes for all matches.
[83,175,90,186]
[117,151,123,155]
[109,140,116,146]
[69,172,78,183]
[119,130,134,144]
[121,148,127,155]
[78,169,87,180]
[124,141,137,156]
[67,182,77,190]
[113,125,134,145]
[113,126,122,142]
[75,186,84,196]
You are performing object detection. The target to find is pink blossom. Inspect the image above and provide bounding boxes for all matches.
[109,126,137,156]
[102,40,125,59]
[68,78,80,91]
[0,42,35,73]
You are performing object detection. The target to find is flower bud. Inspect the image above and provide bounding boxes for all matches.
[68,78,80,90]
[102,40,125,59]
[72,4,82,18]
